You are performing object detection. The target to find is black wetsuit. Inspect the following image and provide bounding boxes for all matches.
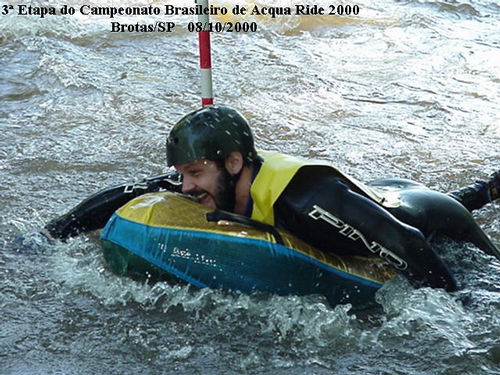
[272,167,499,292]
[44,173,182,239]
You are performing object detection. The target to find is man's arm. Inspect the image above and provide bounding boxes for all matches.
[44,171,182,240]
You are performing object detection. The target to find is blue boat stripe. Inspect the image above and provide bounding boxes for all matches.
[102,214,209,288]
[102,213,382,289]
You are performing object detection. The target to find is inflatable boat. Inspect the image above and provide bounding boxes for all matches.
[100,191,396,308]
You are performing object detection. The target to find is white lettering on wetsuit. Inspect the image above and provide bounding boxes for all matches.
[308,205,408,270]
[123,182,149,193]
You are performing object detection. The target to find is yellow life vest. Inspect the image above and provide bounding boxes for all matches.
[250,151,400,225]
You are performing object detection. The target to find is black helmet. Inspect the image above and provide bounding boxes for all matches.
[166,105,259,167]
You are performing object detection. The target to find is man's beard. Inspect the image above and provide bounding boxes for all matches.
[213,167,238,211]
[190,166,238,211]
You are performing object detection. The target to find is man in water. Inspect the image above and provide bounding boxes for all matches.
[45,105,500,292]
[165,105,500,292]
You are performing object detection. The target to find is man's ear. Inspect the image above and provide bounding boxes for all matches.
[225,151,244,176]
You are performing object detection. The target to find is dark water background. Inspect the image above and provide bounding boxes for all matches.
[1,0,499,374]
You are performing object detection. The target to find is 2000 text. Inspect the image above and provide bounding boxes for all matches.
[187,21,258,33]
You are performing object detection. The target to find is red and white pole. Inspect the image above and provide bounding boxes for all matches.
[197,0,213,106]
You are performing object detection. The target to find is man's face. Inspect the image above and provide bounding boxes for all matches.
[176,159,235,211]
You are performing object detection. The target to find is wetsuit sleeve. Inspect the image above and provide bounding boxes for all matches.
[273,167,457,292]
[44,171,182,240]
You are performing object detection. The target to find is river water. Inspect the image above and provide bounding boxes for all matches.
[1,0,499,374]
